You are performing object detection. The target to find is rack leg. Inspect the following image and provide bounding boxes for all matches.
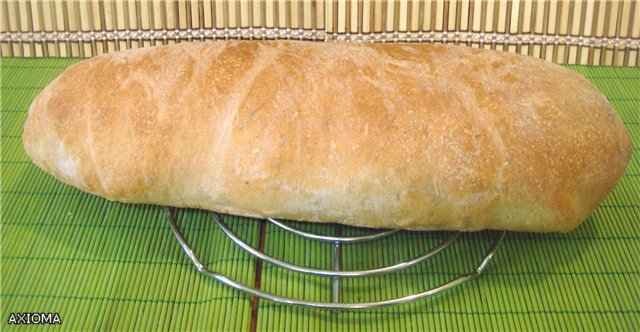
[332,240,341,304]
[332,224,342,304]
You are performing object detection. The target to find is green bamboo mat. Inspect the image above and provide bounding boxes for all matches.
[1,58,639,331]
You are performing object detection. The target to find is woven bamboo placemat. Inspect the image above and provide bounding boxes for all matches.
[1,57,639,330]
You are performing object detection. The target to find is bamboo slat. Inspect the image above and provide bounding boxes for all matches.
[1,1,639,65]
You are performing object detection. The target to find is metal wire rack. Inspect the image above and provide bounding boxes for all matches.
[165,207,506,310]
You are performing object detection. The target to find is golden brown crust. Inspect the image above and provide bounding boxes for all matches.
[22,41,632,232]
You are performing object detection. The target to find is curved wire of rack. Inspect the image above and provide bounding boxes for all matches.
[165,207,506,310]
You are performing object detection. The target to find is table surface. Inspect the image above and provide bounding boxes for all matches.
[1,57,639,331]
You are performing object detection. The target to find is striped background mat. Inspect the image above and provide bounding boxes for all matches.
[1,57,639,330]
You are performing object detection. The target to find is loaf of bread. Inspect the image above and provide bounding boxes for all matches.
[22,41,631,232]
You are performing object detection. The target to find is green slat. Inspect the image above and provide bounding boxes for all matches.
[1,58,639,331]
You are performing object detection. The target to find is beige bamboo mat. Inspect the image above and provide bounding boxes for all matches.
[1,1,639,66]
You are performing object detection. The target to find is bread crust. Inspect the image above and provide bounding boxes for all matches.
[22,41,632,232]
